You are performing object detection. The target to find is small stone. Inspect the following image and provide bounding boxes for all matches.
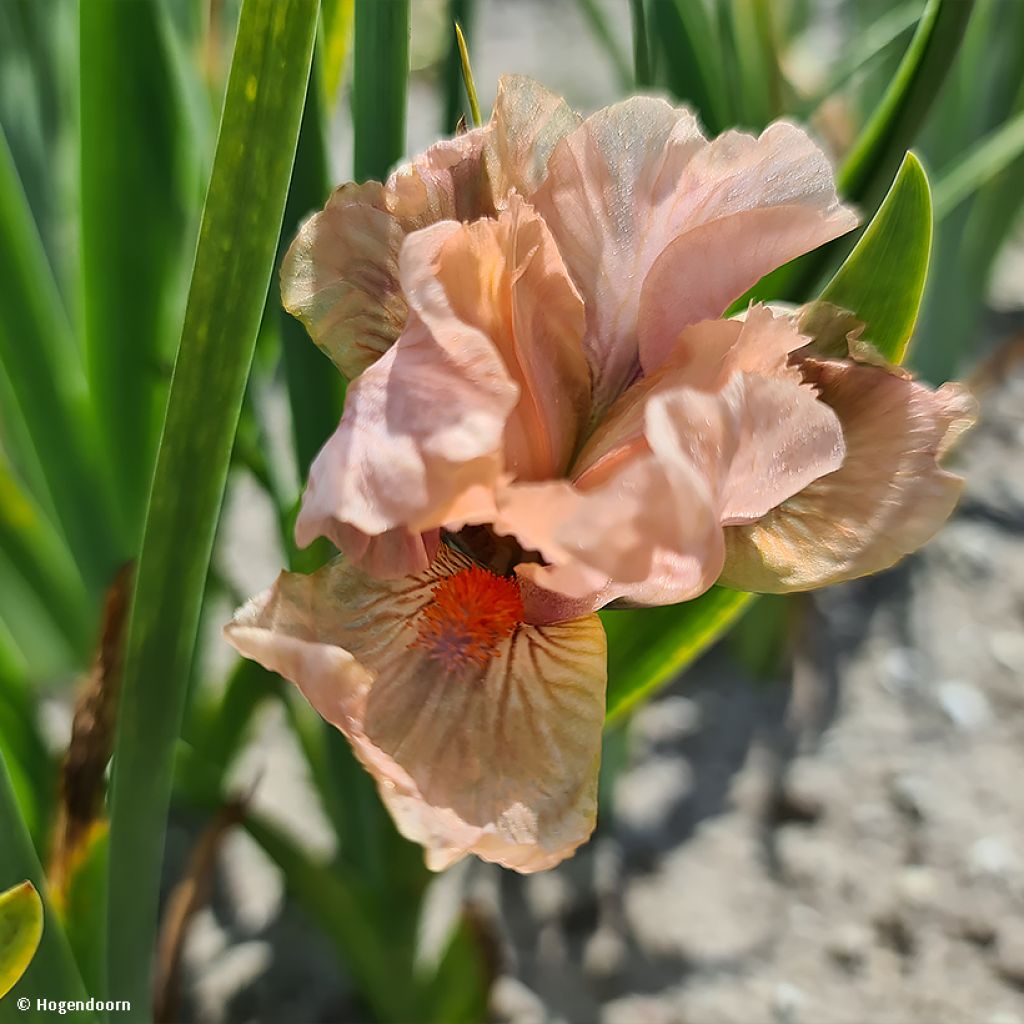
[897,866,940,908]
[826,923,872,969]
[957,909,997,947]
[525,871,571,921]
[937,680,992,730]
[995,921,1024,988]
[602,994,679,1024]
[772,982,805,1024]
[631,695,701,747]
[614,756,692,832]
[583,925,626,978]
[991,631,1024,674]
[889,773,931,822]
[880,647,926,692]
[490,976,546,1024]
[969,836,1020,880]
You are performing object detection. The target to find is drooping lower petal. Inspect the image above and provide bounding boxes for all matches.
[719,359,977,592]
[224,546,607,872]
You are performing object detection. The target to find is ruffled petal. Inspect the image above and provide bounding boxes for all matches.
[296,197,591,552]
[295,221,520,548]
[224,546,607,873]
[493,440,725,617]
[644,373,846,527]
[280,182,408,380]
[532,102,856,408]
[720,360,977,592]
[425,194,590,481]
[280,77,578,382]
[483,75,582,200]
[572,307,808,485]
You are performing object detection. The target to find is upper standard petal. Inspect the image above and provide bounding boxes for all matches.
[531,103,856,412]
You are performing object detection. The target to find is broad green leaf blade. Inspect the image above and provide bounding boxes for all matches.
[649,0,729,134]
[603,588,753,725]
[723,0,783,129]
[320,0,355,109]
[0,128,119,592]
[0,881,42,1000]
[279,53,346,484]
[795,2,920,119]
[0,459,92,658]
[0,752,88,1016]
[53,824,108,1000]
[353,0,410,182]
[817,152,932,364]
[838,0,972,209]
[105,1,319,1015]
[80,0,192,534]
[933,109,1024,221]
[0,672,53,852]
[743,0,971,307]
[630,0,652,88]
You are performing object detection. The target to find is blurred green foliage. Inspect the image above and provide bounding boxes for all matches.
[0,0,1021,1020]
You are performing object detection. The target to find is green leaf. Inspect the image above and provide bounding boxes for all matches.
[744,0,971,307]
[932,109,1024,221]
[353,0,410,182]
[104,1,319,1015]
[838,0,972,210]
[816,151,932,364]
[0,127,119,592]
[0,752,88,1017]
[0,881,42,1001]
[80,0,193,534]
[602,587,754,725]
[649,0,729,134]
[279,51,346,485]
[320,0,355,109]
[0,459,92,658]
[441,0,477,132]
[794,2,920,119]
[0,669,54,854]
[723,0,783,129]
[54,824,109,1000]
[630,0,652,89]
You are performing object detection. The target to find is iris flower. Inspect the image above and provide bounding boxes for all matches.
[225,78,974,872]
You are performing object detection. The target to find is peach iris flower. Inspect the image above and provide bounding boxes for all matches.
[225,78,975,872]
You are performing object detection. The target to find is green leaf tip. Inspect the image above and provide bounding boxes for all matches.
[0,879,43,1000]
[454,21,482,128]
[817,151,932,365]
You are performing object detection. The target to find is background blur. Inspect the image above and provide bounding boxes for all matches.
[1,1,1023,1021]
